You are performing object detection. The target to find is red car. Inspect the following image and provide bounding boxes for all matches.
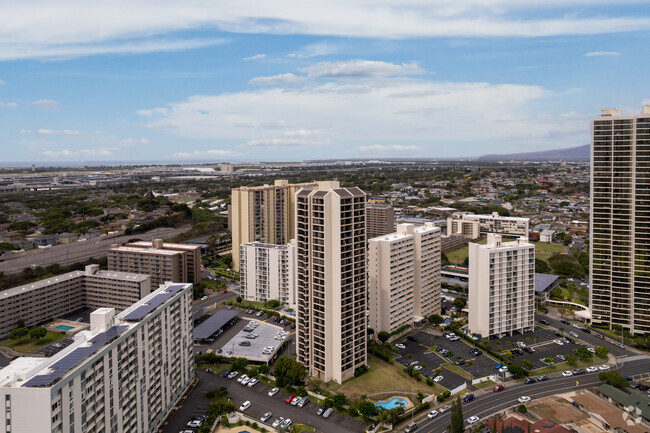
[221,289,228,294]
[285,394,295,403]
[493,385,505,392]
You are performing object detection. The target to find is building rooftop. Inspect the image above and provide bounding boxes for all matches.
[127,241,201,251]
[108,245,185,256]
[535,273,560,293]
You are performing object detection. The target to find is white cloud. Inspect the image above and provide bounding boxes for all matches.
[0,79,5,86]
[243,54,267,60]
[172,149,241,159]
[119,138,151,146]
[0,1,648,60]
[585,51,620,57]
[137,60,587,155]
[287,42,337,58]
[353,144,421,153]
[42,148,115,158]
[249,73,307,86]
[301,60,425,78]
[20,128,85,135]
[29,99,59,110]
[0,100,17,108]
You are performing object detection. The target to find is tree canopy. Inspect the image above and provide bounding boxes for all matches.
[273,356,307,387]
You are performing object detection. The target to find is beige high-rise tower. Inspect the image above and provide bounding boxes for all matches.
[590,106,650,335]
[231,179,317,271]
[296,181,367,384]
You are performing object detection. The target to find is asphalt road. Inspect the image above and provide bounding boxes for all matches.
[411,357,650,433]
[0,226,190,274]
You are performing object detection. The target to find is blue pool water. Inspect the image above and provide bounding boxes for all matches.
[375,397,408,410]
[55,325,74,331]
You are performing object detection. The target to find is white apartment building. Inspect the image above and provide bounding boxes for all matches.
[0,282,194,433]
[448,212,530,239]
[231,179,317,271]
[0,264,150,338]
[296,181,367,384]
[591,106,650,335]
[368,223,441,334]
[468,234,535,338]
[239,240,296,305]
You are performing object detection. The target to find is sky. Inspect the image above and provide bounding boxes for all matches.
[0,1,649,164]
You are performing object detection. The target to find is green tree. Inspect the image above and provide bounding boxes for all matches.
[508,364,526,379]
[231,357,249,371]
[520,359,534,370]
[377,331,390,344]
[358,401,379,419]
[273,356,307,387]
[30,327,47,340]
[599,371,628,389]
[450,396,464,433]
[575,348,593,362]
[428,314,444,326]
[265,299,281,308]
[566,354,578,367]
[594,346,609,359]
[333,393,349,410]
[543,357,555,365]
[9,328,28,340]
[517,404,528,413]
[258,364,270,375]
[454,298,466,309]
[535,258,550,273]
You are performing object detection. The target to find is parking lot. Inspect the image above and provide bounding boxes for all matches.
[163,371,365,433]
[509,338,589,370]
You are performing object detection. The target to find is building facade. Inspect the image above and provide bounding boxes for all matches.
[447,212,530,239]
[590,106,650,335]
[468,234,535,337]
[368,223,441,334]
[230,179,317,271]
[0,282,194,433]
[239,240,297,305]
[0,265,150,338]
[107,239,201,287]
[366,203,395,238]
[295,181,367,384]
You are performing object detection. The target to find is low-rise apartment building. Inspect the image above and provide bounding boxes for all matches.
[448,212,530,239]
[0,282,194,433]
[468,234,535,337]
[107,239,201,286]
[240,240,297,305]
[0,264,150,338]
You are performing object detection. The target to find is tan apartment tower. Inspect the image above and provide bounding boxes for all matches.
[295,181,367,384]
[107,239,201,287]
[468,234,535,338]
[366,203,395,238]
[590,106,650,335]
[231,179,317,271]
[368,222,441,334]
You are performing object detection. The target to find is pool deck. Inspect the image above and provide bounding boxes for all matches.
[374,396,414,410]
[46,319,88,336]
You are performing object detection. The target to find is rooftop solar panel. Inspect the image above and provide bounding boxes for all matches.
[193,309,239,340]
[535,273,560,292]
[23,325,128,387]
[122,284,186,321]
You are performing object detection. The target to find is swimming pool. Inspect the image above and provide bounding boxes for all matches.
[375,397,408,410]
[55,325,74,331]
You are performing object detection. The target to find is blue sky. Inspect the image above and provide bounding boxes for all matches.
[0,1,649,164]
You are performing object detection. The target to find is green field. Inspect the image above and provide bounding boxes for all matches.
[446,239,566,265]
[0,331,66,354]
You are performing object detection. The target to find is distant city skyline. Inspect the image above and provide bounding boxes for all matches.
[0,1,648,162]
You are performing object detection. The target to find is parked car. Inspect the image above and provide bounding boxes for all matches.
[272,417,285,428]
[298,396,310,407]
[323,408,334,418]
[239,401,251,411]
[317,406,325,416]
[187,416,205,428]
[268,387,279,397]
[285,394,296,403]
[260,412,272,422]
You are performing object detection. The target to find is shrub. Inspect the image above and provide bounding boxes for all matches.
[517,404,527,414]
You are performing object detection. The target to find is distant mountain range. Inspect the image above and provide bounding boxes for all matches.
[479,144,589,161]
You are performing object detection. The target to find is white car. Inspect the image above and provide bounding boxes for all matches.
[427,410,439,419]
[291,396,300,405]
[239,401,251,411]
[499,366,508,373]
[282,419,293,427]
[268,387,279,397]
[247,378,259,387]
[562,371,573,377]
[598,365,610,371]
[240,377,250,386]
[272,417,284,428]
[553,339,564,346]
[201,296,208,301]
[414,365,423,371]
[237,374,249,383]
[557,355,566,361]
[260,412,272,422]
[587,347,596,353]
[586,366,598,373]
[518,396,531,403]
[467,416,480,424]
[395,343,406,349]
[434,376,444,383]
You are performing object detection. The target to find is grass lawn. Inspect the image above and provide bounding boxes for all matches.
[473,380,496,389]
[331,356,443,398]
[440,363,472,380]
[291,425,316,433]
[533,242,567,262]
[531,358,598,376]
[0,331,65,353]
[224,299,267,310]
